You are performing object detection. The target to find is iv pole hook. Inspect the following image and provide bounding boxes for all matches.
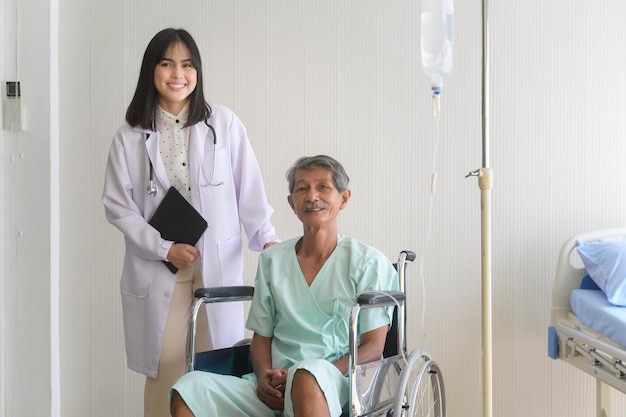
[465,169,480,178]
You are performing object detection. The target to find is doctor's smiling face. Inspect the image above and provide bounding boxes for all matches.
[154,41,197,116]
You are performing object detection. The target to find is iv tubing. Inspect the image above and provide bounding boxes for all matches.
[416,102,442,360]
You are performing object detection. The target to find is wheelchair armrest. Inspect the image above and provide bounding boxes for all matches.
[357,290,405,307]
[193,285,254,302]
[187,286,254,372]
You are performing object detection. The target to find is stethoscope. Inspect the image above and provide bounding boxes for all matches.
[146,121,223,197]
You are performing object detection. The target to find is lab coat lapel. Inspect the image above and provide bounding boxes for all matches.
[143,130,170,192]
[188,122,207,195]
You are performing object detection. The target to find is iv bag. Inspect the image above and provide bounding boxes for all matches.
[421,0,454,91]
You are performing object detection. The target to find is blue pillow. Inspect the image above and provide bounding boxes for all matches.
[576,240,626,306]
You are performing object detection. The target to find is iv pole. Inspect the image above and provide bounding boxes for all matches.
[422,0,492,414]
[480,0,493,415]
[467,0,492,416]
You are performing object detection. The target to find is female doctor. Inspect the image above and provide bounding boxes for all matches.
[102,28,279,417]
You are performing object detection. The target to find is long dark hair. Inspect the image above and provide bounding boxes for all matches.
[125,28,211,129]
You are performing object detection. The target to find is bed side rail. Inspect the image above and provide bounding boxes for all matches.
[551,322,626,393]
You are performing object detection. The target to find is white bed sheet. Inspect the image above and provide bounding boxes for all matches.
[570,288,626,349]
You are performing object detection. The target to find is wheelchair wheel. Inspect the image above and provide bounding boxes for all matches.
[392,350,446,417]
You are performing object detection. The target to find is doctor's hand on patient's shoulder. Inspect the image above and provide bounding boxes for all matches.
[166,244,200,271]
[256,368,286,411]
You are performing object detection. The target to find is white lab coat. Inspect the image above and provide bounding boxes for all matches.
[102,103,278,378]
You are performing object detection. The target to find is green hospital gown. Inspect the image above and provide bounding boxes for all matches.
[171,235,398,417]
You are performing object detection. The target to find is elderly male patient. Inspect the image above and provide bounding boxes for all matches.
[170,155,398,417]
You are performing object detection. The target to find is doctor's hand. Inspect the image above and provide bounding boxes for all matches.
[166,244,199,271]
[256,368,286,411]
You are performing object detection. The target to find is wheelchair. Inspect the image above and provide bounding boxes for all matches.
[185,250,446,417]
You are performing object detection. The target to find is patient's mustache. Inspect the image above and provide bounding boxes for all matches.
[304,203,327,211]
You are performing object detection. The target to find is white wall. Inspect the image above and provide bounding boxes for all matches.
[3,1,626,416]
[1,0,57,416]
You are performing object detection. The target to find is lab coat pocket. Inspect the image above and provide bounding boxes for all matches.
[200,147,231,195]
[216,234,244,286]
[121,256,156,298]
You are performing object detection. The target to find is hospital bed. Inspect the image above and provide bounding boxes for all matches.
[548,227,626,416]
[186,250,446,417]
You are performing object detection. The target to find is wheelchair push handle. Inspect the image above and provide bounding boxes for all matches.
[400,250,416,262]
[396,250,415,294]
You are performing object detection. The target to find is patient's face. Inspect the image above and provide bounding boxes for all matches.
[288,167,350,228]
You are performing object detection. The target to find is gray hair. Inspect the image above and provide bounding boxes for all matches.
[286,155,350,194]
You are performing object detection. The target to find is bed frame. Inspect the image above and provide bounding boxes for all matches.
[549,227,626,416]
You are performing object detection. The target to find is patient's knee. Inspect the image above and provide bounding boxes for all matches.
[170,390,195,417]
[291,369,325,400]
[291,369,330,417]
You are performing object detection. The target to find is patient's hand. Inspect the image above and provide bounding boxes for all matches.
[256,368,287,410]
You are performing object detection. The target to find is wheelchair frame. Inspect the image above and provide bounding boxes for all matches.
[186,250,446,417]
